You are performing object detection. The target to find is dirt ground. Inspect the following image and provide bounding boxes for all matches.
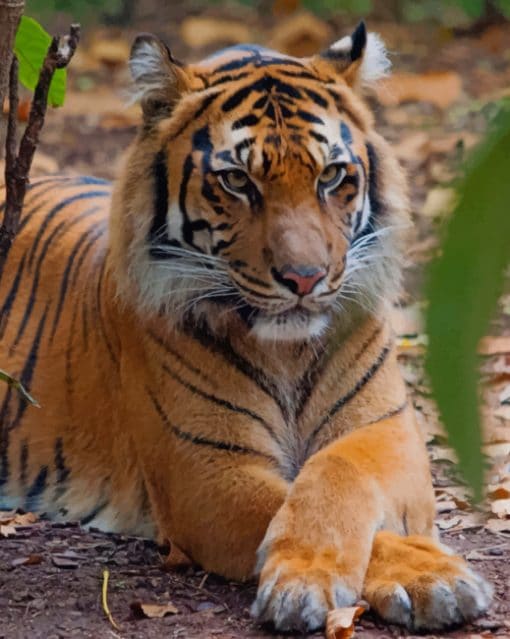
[1,7,510,639]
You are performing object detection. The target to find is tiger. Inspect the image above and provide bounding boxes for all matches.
[0,22,492,633]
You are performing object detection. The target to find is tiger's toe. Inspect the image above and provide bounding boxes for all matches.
[364,532,493,631]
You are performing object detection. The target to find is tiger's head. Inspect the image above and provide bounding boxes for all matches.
[110,22,409,342]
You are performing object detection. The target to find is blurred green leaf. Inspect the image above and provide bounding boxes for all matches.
[456,0,485,18]
[0,369,40,407]
[426,108,510,500]
[493,0,510,18]
[14,16,67,107]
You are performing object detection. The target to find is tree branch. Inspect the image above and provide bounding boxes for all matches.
[0,23,80,278]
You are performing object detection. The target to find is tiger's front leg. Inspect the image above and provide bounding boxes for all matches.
[252,407,492,631]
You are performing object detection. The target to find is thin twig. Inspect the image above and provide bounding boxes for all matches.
[0,23,80,278]
[102,569,121,631]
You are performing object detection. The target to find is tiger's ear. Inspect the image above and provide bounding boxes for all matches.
[318,22,390,89]
[129,33,189,122]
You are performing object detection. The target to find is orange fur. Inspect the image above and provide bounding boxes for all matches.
[0,25,491,632]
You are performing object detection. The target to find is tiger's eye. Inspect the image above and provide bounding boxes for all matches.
[318,164,344,187]
[224,170,249,191]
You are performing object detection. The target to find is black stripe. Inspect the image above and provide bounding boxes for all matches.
[19,440,28,485]
[14,210,103,349]
[25,465,48,511]
[27,190,110,269]
[148,389,277,463]
[161,363,281,445]
[306,341,391,453]
[94,258,118,366]
[296,110,324,125]
[148,150,169,252]
[367,401,407,425]
[54,437,71,484]
[169,91,221,141]
[49,218,105,342]
[186,320,290,420]
[80,501,108,526]
[0,252,27,340]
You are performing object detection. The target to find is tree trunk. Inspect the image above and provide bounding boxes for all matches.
[0,0,24,109]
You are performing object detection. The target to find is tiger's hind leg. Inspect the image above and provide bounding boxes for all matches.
[363,531,493,631]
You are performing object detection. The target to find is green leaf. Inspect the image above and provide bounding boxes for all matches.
[425,109,510,500]
[494,0,510,18]
[14,16,67,107]
[0,369,40,407]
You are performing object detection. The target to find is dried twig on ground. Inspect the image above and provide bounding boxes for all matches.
[0,23,80,278]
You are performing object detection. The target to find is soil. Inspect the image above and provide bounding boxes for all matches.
[2,9,510,639]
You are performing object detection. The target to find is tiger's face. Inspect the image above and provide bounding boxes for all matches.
[116,23,408,341]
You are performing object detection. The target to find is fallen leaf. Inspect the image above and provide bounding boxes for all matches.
[52,555,79,569]
[392,131,430,166]
[483,443,510,459]
[376,71,463,110]
[430,446,458,464]
[420,187,457,218]
[130,601,179,619]
[479,336,510,356]
[390,303,424,337]
[11,554,43,568]
[326,605,365,639]
[466,549,498,561]
[88,36,130,68]
[0,524,17,537]
[269,11,332,57]
[493,406,510,421]
[437,516,462,530]
[490,498,510,518]
[162,540,193,571]
[436,499,458,514]
[438,513,485,531]
[486,518,510,534]
[180,17,252,49]
[487,482,510,500]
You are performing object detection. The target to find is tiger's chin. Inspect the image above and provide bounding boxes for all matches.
[251,309,330,342]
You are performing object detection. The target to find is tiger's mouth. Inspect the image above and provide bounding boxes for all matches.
[215,297,330,341]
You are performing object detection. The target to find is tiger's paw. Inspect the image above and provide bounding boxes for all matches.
[363,532,493,631]
[251,543,358,632]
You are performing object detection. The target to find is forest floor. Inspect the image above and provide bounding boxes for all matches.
[1,7,510,639]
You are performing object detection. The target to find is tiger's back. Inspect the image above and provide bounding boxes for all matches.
[0,176,149,531]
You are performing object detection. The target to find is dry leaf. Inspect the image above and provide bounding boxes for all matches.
[269,11,332,57]
[436,499,458,514]
[483,443,510,459]
[490,498,510,518]
[88,37,130,68]
[162,541,193,570]
[130,601,179,619]
[487,482,510,500]
[479,336,510,356]
[421,187,457,218]
[486,518,510,534]
[326,605,365,639]
[180,17,252,49]
[0,524,17,537]
[430,446,458,464]
[11,554,43,568]
[437,516,462,530]
[392,131,430,166]
[438,513,484,531]
[493,405,510,421]
[376,71,462,109]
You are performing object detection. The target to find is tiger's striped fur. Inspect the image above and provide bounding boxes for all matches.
[0,23,491,632]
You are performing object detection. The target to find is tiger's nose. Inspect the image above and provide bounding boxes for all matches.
[275,265,327,296]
